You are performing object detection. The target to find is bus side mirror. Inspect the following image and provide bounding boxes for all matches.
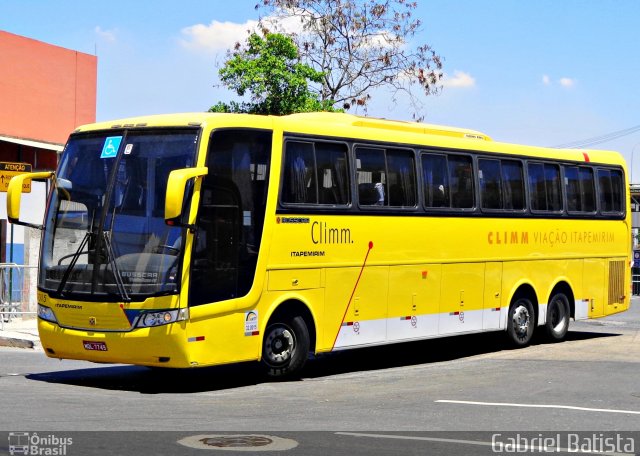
[165,167,208,224]
[7,171,54,229]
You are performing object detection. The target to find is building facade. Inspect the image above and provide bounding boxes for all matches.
[0,30,97,311]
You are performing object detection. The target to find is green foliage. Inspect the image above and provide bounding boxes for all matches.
[210,33,337,115]
[257,0,444,119]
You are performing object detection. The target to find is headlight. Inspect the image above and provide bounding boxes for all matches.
[136,308,188,328]
[37,304,58,323]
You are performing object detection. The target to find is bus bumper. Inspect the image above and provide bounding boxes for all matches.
[38,319,193,368]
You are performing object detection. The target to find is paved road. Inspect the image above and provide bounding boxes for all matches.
[1,300,639,454]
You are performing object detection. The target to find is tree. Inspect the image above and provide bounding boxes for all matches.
[210,32,336,115]
[256,0,443,118]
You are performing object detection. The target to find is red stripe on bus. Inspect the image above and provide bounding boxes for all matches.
[332,242,374,349]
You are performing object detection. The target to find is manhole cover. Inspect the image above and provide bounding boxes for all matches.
[202,436,273,448]
[178,434,298,452]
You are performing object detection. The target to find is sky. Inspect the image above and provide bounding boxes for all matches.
[2,0,640,179]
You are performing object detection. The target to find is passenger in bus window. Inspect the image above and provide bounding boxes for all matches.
[375,182,385,205]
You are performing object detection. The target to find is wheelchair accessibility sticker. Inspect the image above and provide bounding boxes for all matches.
[101,136,122,158]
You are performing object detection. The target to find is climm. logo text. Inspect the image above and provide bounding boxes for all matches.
[311,222,353,245]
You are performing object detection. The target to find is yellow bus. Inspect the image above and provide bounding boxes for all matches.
[7,112,631,377]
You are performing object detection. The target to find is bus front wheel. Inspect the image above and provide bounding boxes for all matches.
[545,293,570,341]
[262,315,310,378]
[507,297,535,346]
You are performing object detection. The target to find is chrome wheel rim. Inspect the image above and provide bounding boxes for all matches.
[512,304,531,340]
[264,325,295,366]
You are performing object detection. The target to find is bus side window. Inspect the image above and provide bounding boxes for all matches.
[448,155,474,208]
[529,162,562,212]
[598,168,624,213]
[528,162,546,211]
[421,153,449,208]
[356,147,386,206]
[315,142,350,205]
[565,165,596,213]
[544,164,562,211]
[387,149,417,207]
[565,166,581,212]
[478,158,502,210]
[282,140,350,206]
[580,167,596,212]
[501,159,525,210]
[282,141,316,204]
[611,170,624,212]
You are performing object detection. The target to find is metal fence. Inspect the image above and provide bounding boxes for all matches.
[633,269,640,296]
[0,263,38,330]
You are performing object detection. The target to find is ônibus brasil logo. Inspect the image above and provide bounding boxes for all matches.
[8,432,73,455]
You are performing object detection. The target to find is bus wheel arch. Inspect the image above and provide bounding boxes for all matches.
[506,284,538,347]
[545,282,573,342]
[261,299,316,378]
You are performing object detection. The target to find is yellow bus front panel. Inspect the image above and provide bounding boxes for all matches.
[38,319,191,367]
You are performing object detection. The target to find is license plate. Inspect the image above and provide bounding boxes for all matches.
[83,341,108,351]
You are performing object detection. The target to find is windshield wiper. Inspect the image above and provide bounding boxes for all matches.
[54,177,103,297]
[56,231,91,296]
[102,232,130,302]
[89,131,131,302]
[57,229,131,301]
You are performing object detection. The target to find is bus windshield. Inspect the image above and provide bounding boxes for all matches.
[39,128,198,301]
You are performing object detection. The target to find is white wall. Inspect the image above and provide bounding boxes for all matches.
[0,180,48,244]
[0,181,48,313]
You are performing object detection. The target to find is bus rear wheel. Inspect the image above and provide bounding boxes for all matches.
[507,297,535,346]
[545,293,570,341]
[262,315,310,378]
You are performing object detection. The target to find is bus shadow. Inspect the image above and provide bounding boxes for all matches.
[26,330,620,394]
[302,330,620,379]
[26,362,266,395]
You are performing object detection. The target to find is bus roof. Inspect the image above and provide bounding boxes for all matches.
[75,112,490,140]
[72,112,625,167]
[284,112,493,141]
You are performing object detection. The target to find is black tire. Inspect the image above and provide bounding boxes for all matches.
[545,292,570,341]
[262,315,310,378]
[506,297,535,346]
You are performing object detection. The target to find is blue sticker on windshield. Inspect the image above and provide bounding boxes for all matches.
[101,136,122,159]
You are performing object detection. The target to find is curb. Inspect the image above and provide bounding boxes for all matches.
[0,335,35,349]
